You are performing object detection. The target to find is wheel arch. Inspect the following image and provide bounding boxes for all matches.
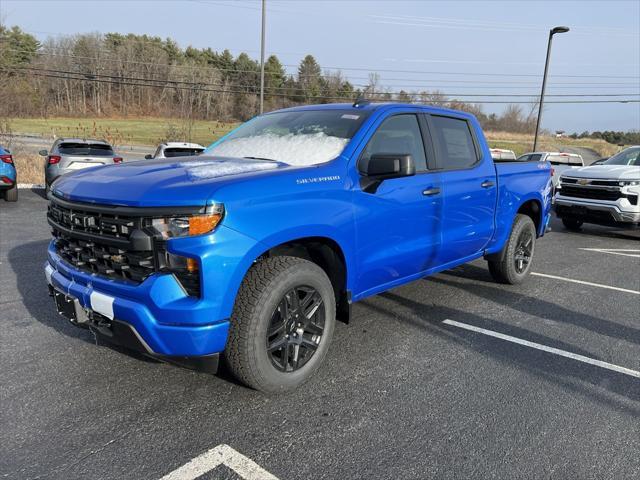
[259,236,351,323]
[517,198,543,236]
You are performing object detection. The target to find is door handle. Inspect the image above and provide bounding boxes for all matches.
[422,187,441,196]
[481,180,495,188]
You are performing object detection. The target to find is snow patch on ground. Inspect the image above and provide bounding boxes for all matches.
[179,158,279,180]
[207,133,349,166]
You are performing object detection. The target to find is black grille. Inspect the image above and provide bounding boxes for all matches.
[559,185,622,201]
[48,197,200,296]
[54,233,155,283]
[561,177,620,187]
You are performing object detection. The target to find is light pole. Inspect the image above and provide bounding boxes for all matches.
[532,26,569,151]
[259,0,266,114]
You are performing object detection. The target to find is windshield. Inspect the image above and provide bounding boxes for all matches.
[604,147,640,166]
[59,143,114,156]
[205,109,370,166]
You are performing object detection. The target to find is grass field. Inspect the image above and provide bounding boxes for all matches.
[9,117,238,147]
[5,118,622,184]
[484,131,620,158]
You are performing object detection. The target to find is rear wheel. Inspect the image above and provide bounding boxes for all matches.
[224,256,336,393]
[562,217,583,231]
[488,214,536,285]
[4,184,17,202]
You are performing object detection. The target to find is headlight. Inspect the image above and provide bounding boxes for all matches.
[619,180,640,186]
[152,204,224,239]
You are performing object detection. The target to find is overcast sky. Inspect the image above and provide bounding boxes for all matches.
[2,0,639,132]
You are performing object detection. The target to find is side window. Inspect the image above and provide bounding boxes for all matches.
[361,114,428,172]
[529,154,542,162]
[430,115,478,170]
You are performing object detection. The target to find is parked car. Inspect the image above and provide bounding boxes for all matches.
[145,142,205,160]
[554,146,640,230]
[0,144,17,202]
[490,148,516,161]
[517,152,583,189]
[44,102,552,392]
[40,138,123,193]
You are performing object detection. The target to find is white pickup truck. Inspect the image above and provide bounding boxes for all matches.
[554,146,640,230]
[517,151,584,189]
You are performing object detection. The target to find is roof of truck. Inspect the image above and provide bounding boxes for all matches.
[273,102,476,118]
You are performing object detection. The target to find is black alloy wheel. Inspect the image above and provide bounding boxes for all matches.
[266,286,325,372]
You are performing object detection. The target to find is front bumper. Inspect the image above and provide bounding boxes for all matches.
[45,243,232,359]
[554,197,640,227]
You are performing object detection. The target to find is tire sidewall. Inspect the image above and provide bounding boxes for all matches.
[505,215,536,283]
[245,262,335,391]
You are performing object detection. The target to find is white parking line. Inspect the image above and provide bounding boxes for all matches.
[531,272,640,295]
[443,319,640,379]
[579,248,640,258]
[159,444,279,480]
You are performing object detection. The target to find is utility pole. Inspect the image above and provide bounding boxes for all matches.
[259,0,266,114]
[533,26,570,151]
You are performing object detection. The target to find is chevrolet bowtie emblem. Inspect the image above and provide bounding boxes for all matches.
[577,179,590,185]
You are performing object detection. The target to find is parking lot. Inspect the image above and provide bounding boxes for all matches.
[1,190,639,479]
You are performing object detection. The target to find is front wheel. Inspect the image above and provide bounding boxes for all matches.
[224,256,336,393]
[488,214,536,285]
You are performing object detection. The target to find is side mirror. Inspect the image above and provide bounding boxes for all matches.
[359,154,415,193]
[144,154,153,160]
[39,149,48,156]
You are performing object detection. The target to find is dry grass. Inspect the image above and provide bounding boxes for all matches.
[485,131,620,158]
[13,151,44,185]
[9,117,237,147]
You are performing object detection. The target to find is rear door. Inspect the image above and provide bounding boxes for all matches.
[427,114,497,265]
[353,110,443,296]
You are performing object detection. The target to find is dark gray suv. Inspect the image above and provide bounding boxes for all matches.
[40,138,122,192]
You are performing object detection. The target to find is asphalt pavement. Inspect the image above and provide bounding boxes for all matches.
[1,191,639,480]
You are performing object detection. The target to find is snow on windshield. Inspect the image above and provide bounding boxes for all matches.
[207,132,349,166]
[179,158,279,180]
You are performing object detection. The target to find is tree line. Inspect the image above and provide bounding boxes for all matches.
[2,24,632,142]
[569,130,640,145]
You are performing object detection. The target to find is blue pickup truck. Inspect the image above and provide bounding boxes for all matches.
[45,102,552,392]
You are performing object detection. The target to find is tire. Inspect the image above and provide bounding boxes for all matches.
[562,217,583,231]
[488,214,536,285]
[4,185,18,202]
[224,256,336,393]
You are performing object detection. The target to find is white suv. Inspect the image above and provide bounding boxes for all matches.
[145,142,205,160]
[554,146,640,230]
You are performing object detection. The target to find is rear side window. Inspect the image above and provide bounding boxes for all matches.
[164,148,204,158]
[59,143,114,156]
[361,114,428,172]
[430,116,478,169]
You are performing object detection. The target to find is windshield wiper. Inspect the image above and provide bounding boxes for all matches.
[243,156,279,162]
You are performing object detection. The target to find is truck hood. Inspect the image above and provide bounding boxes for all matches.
[561,164,640,181]
[51,156,287,206]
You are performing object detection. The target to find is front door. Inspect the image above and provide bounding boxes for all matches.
[353,112,443,297]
